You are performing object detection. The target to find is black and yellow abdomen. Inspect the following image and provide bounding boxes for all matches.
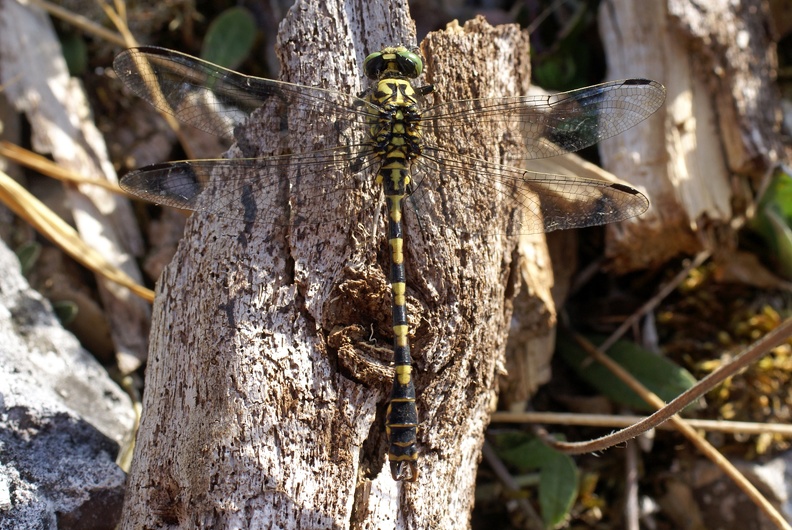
[364,46,427,482]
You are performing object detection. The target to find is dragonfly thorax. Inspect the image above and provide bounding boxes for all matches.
[367,82,423,165]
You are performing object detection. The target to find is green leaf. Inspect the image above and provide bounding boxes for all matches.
[763,206,792,278]
[748,165,792,279]
[200,7,257,70]
[491,432,579,528]
[53,300,78,325]
[556,334,697,412]
[533,55,578,90]
[756,165,792,219]
[539,451,578,528]
[497,435,553,470]
[60,32,87,76]
[15,241,41,275]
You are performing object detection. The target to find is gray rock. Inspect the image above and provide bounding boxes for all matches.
[0,239,135,529]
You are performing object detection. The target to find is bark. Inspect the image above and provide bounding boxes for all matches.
[598,0,787,271]
[121,2,536,529]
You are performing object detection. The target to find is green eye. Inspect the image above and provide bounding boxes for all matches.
[363,47,424,78]
[401,50,423,77]
[363,51,384,79]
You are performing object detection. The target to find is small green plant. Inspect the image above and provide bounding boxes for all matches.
[748,165,792,279]
[200,7,257,70]
[490,431,579,528]
[556,334,697,412]
[15,241,41,276]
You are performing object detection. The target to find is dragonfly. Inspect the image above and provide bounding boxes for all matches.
[113,45,666,482]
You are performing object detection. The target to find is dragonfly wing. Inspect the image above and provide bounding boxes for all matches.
[113,47,376,143]
[423,79,666,161]
[411,148,649,236]
[120,146,380,227]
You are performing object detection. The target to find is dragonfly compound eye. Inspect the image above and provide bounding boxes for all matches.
[395,49,423,78]
[363,51,385,80]
[364,48,424,79]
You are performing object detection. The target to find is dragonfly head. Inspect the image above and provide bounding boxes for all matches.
[364,46,424,80]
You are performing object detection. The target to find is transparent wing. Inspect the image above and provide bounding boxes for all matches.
[423,79,666,161]
[115,46,382,229]
[409,147,649,236]
[113,46,376,143]
[115,47,662,235]
[120,145,380,227]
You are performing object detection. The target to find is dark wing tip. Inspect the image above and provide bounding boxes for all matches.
[622,78,667,103]
[622,78,653,86]
[120,161,203,209]
[612,183,650,218]
[610,182,642,195]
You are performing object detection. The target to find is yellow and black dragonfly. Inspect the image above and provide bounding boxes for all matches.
[114,45,665,482]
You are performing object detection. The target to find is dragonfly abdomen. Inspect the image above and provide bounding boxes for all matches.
[367,67,425,482]
[383,189,419,481]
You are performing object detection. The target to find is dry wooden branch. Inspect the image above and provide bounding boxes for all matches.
[598,0,787,272]
[120,2,536,528]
